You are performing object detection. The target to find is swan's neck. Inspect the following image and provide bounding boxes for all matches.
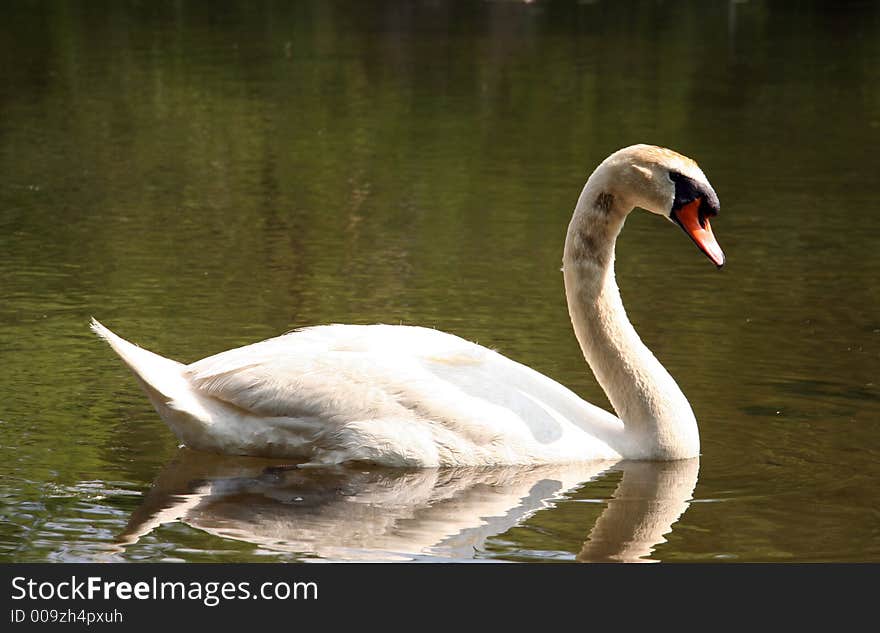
[562,172,699,459]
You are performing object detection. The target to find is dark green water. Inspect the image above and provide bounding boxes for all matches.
[1,0,878,562]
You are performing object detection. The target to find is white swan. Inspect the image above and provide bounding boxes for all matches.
[92,144,724,467]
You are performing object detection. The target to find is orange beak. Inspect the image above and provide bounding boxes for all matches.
[671,198,725,268]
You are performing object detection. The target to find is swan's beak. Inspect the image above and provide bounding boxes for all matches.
[671,198,725,268]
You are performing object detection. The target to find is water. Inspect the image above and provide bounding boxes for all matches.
[1,0,878,563]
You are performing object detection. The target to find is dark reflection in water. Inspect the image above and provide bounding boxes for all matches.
[115,450,697,563]
[1,1,878,561]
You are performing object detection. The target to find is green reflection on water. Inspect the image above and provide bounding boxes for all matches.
[0,0,878,562]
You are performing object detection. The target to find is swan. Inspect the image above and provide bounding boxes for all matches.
[92,144,724,467]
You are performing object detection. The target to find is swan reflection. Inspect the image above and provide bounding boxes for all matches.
[119,450,699,562]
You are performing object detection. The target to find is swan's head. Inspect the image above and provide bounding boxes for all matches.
[606,144,725,268]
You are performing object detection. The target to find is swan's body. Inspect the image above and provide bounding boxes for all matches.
[93,144,724,467]
[92,320,625,465]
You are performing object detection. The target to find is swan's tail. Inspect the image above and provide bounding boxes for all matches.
[90,318,186,398]
[90,318,210,443]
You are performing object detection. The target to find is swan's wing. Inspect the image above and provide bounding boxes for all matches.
[184,324,620,450]
[184,324,489,419]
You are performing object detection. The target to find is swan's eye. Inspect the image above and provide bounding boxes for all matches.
[668,171,720,222]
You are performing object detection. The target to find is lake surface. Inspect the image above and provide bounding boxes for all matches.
[1,0,878,562]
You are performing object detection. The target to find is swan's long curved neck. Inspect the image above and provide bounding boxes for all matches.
[562,166,699,460]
